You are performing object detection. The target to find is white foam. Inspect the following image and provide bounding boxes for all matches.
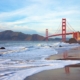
[0,42,80,80]
[53,42,80,48]
[1,60,80,80]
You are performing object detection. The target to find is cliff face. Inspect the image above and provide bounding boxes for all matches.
[0,30,45,41]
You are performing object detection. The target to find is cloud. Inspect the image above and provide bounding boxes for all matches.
[0,0,80,36]
[0,23,38,34]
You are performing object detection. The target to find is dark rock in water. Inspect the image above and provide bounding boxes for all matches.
[49,46,52,47]
[0,47,5,49]
[59,45,62,47]
[68,38,77,43]
[0,54,2,56]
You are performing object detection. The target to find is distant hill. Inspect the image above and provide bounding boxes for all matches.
[0,30,62,41]
[0,30,45,41]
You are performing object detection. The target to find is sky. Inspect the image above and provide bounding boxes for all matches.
[0,0,80,36]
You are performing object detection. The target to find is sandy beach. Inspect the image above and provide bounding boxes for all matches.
[24,47,80,80]
[24,67,80,80]
[46,47,80,60]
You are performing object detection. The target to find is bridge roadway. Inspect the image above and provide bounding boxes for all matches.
[47,32,73,37]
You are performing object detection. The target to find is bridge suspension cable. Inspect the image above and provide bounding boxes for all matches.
[66,20,76,32]
[46,18,77,41]
[54,21,62,34]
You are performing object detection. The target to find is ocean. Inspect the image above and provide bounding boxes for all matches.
[0,41,80,80]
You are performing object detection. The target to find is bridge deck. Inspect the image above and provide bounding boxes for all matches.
[48,32,73,37]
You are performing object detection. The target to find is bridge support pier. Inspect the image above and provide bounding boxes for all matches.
[73,32,80,41]
[46,29,48,41]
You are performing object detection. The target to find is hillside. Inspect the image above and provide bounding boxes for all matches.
[0,30,45,41]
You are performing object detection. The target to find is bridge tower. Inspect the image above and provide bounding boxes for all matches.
[46,29,48,41]
[62,18,66,42]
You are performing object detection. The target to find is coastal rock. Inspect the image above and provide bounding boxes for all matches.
[59,45,62,47]
[0,47,5,49]
[0,54,2,56]
[68,38,77,43]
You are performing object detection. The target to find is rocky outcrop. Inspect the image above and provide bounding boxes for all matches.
[66,38,78,43]
[0,47,5,49]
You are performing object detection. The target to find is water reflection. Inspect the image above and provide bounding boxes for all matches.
[64,63,80,74]
[65,66,70,74]
[63,51,68,59]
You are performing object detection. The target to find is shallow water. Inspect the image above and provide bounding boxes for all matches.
[0,41,80,80]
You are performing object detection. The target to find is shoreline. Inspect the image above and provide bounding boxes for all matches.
[24,47,80,80]
[24,66,80,80]
[46,47,80,60]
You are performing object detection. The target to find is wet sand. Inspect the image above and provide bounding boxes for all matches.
[24,67,80,80]
[46,47,80,60]
[24,47,80,80]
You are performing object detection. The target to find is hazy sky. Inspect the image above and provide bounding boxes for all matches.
[0,0,80,36]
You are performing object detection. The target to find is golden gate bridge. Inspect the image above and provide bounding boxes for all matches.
[46,18,80,42]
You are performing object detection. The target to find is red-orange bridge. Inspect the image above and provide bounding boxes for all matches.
[46,18,80,42]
